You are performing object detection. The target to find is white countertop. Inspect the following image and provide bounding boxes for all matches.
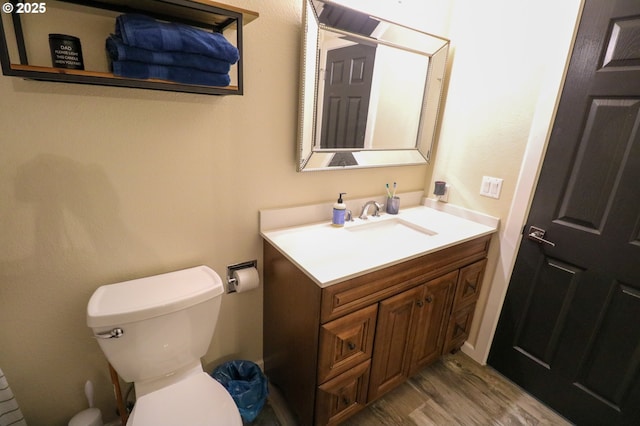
[261,198,499,287]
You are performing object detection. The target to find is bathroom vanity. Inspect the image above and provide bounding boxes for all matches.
[261,199,497,425]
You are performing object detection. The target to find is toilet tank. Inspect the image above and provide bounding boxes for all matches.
[87,266,224,383]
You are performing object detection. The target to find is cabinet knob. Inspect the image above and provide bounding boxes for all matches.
[425,296,433,303]
[342,396,351,405]
[347,341,356,351]
[416,300,424,307]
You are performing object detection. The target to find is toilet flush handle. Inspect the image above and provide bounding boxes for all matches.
[94,328,124,339]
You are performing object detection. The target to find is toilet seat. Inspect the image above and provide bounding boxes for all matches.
[126,372,242,426]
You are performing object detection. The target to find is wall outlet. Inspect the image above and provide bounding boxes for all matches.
[480,176,503,199]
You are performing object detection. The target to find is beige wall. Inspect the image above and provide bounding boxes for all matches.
[428,0,583,354]
[0,0,581,424]
[0,1,430,424]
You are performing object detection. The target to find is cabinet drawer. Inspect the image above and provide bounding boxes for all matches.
[315,360,371,426]
[452,259,487,311]
[321,236,491,323]
[318,305,377,383]
[443,303,477,354]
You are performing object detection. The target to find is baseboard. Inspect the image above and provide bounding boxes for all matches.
[461,341,486,365]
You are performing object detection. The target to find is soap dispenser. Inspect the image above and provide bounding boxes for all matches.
[332,193,347,227]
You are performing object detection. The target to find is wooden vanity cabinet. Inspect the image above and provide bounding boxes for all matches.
[263,234,490,425]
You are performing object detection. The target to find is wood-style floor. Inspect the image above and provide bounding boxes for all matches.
[259,352,571,426]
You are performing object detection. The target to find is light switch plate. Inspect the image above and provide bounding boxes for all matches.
[480,176,503,199]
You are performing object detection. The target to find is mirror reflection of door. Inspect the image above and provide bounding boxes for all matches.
[320,43,376,149]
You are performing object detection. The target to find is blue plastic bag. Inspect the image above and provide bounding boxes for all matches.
[211,360,269,422]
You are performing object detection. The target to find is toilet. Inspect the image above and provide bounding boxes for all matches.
[86,266,242,426]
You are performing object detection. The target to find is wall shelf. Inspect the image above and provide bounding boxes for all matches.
[0,0,259,95]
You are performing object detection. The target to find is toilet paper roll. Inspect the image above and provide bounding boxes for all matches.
[232,267,260,293]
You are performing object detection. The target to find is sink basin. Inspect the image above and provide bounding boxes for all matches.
[345,217,437,246]
[345,217,437,253]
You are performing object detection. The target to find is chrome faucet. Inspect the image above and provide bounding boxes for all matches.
[359,201,383,219]
[345,209,353,222]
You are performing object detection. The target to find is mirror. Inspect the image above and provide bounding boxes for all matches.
[297,0,450,171]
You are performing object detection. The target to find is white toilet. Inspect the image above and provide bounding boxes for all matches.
[86,266,242,426]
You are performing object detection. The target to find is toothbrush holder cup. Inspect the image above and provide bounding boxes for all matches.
[386,196,400,215]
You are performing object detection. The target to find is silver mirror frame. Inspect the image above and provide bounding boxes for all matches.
[297,0,449,172]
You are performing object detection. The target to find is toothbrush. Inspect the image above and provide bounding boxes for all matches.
[385,183,392,198]
[392,182,397,198]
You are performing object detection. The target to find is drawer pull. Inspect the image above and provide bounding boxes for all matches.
[416,300,424,307]
[342,396,351,405]
[347,341,356,351]
[425,296,433,303]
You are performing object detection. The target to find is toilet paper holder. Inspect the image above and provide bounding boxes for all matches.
[226,260,258,293]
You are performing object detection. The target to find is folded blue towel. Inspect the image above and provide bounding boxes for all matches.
[112,60,231,87]
[106,36,231,74]
[115,14,239,63]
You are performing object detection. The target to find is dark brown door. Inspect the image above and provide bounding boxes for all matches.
[489,0,640,424]
[320,43,376,149]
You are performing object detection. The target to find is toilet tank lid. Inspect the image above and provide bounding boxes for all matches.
[87,265,224,328]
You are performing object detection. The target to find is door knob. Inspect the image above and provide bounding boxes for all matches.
[527,226,556,247]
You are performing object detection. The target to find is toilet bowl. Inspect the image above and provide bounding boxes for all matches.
[68,408,102,426]
[127,370,239,425]
[86,266,241,426]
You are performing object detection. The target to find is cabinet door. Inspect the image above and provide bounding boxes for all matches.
[368,285,423,401]
[409,271,457,375]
